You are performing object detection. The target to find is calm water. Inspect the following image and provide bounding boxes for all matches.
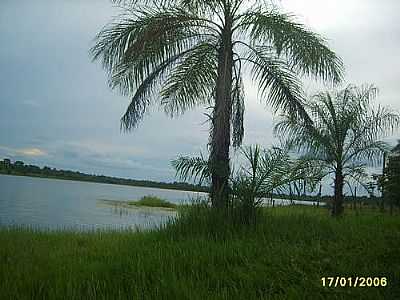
[0,175,322,231]
[0,174,206,231]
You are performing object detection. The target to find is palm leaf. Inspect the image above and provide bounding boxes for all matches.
[171,154,210,184]
[161,41,218,116]
[239,8,344,83]
[242,45,310,122]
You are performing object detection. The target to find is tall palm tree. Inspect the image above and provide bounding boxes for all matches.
[275,85,400,216]
[91,0,343,208]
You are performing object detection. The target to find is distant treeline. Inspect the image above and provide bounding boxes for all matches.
[0,159,209,193]
[271,193,377,204]
[0,158,379,203]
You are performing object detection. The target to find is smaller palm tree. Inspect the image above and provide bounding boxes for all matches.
[173,145,324,213]
[275,85,400,216]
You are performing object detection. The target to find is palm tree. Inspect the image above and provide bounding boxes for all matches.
[275,85,400,216]
[91,0,343,208]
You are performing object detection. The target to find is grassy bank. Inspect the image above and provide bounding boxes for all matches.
[0,206,399,299]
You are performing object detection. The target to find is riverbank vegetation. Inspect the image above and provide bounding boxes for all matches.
[0,206,398,299]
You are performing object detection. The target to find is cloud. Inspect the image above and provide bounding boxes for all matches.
[0,146,47,158]
[16,148,47,157]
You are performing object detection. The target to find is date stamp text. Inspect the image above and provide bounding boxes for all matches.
[321,277,387,287]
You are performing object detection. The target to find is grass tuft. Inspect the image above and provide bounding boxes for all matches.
[128,195,178,209]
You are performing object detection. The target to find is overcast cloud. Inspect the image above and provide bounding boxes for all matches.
[1,0,399,184]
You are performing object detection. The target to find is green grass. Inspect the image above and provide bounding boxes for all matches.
[128,195,178,209]
[0,206,399,299]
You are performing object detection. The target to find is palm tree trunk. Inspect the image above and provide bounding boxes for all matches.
[381,153,386,212]
[210,19,233,209]
[332,166,344,216]
[317,184,322,208]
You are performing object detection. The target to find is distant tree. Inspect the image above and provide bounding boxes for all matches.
[385,143,400,212]
[15,161,24,167]
[0,159,11,174]
[42,167,51,174]
[91,0,343,208]
[275,85,400,216]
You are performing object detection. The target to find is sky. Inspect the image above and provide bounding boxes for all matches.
[1,0,399,185]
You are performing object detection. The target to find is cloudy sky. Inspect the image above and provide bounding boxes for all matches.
[1,0,399,183]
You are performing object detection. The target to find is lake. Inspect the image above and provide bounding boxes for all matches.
[0,174,206,231]
[0,174,323,231]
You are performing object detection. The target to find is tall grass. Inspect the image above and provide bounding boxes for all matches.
[0,206,399,299]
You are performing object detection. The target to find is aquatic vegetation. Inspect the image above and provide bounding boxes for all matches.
[99,195,178,210]
[128,195,178,209]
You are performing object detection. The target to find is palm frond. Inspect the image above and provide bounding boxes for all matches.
[91,6,215,88]
[120,50,190,130]
[171,154,210,184]
[91,5,220,130]
[238,8,344,83]
[241,45,310,122]
[178,0,224,17]
[237,145,314,197]
[346,140,389,166]
[343,163,370,192]
[161,42,218,116]
[274,112,334,159]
